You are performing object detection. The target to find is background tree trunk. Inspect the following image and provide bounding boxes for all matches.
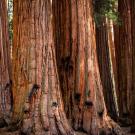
[114,0,132,125]
[131,0,135,132]
[96,18,118,121]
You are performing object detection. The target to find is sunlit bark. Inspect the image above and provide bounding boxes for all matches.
[12,0,74,134]
[107,19,119,119]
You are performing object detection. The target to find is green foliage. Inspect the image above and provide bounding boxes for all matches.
[93,0,119,25]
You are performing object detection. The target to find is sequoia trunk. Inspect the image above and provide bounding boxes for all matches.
[114,0,132,123]
[96,18,118,121]
[12,0,73,134]
[0,0,12,127]
[53,0,123,134]
[131,0,135,132]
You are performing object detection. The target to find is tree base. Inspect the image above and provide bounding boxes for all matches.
[0,118,7,128]
[130,125,135,133]
[118,118,132,127]
[100,116,125,135]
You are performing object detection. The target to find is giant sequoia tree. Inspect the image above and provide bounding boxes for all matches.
[12,0,73,134]
[1,0,134,135]
[114,0,132,121]
[94,1,118,120]
[131,0,135,132]
[0,0,12,128]
[53,0,123,134]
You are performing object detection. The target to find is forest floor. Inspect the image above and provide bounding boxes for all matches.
[0,128,88,135]
[122,127,135,135]
[0,128,87,135]
[0,127,135,135]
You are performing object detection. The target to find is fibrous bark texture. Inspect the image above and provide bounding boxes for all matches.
[114,0,132,121]
[131,0,135,132]
[96,18,119,121]
[53,0,124,134]
[12,0,74,134]
[0,0,12,128]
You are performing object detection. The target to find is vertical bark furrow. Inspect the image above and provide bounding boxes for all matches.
[115,0,132,119]
[13,0,74,134]
[0,0,11,127]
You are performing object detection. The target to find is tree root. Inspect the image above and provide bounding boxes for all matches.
[20,92,75,135]
[98,116,125,135]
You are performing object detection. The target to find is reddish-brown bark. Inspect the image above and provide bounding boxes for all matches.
[12,0,74,134]
[96,18,119,121]
[114,0,132,123]
[0,0,12,128]
[53,0,124,134]
[0,0,128,134]
[131,0,135,132]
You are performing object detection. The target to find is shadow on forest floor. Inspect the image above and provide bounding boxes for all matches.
[122,127,135,135]
[0,127,135,135]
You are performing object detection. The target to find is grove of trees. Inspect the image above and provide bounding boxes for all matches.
[0,0,135,135]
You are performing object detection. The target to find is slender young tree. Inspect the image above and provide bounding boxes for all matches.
[0,0,12,128]
[12,0,74,134]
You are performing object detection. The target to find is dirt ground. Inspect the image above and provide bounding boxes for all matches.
[0,127,135,135]
[0,128,87,135]
[0,129,87,135]
[0,127,18,135]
